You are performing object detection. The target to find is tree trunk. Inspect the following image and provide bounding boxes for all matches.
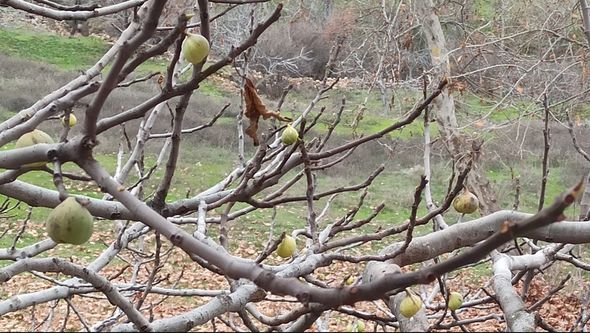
[414,0,499,214]
[580,0,590,46]
[580,172,590,220]
[578,0,590,221]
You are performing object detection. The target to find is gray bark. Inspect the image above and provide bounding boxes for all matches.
[580,172,590,220]
[490,247,562,332]
[581,0,590,46]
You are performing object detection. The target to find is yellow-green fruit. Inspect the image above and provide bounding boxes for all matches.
[182,33,210,64]
[356,321,366,332]
[399,293,422,318]
[276,235,296,258]
[46,197,94,245]
[281,124,299,145]
[452,188,479,214]
[60,114,77,127]
[15,129,55,167]
[345,275,355,286]
[448,291,463,311]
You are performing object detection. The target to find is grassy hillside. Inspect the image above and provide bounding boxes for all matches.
[0,27,584,257]
[0,28,107,69]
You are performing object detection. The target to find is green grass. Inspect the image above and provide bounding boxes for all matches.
[473,0,496,21]
[0,28,174,76]
[135,57,169,75]
[0,106,15,122]
[455,93,525,123]
[0,28,107,70]
[0,143,242,262]
[0,24,586,270]
[485,164,577,215]
[1,121,574,257]
[573,104,590,119]
[198,81,227,97]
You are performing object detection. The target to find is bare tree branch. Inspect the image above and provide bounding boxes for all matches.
[1,0,145,21]
[0,258,152,331]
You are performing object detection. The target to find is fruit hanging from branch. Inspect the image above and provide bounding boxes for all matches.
[182,32,210,65]
[60,113,77,127]
[448,291,463,311]
[399,291,422,318]
[452,188,479,214]
[15,129,55,167]
[46,197,94,245]
[276,235,297,258]
[281,124,299,145]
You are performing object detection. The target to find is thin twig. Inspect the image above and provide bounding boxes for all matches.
[136,232,162,310]
[538,93,551,211]
[64,298,92,332]
[10,207,32,251]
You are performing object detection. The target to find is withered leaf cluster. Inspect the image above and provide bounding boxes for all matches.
[244,78,292,146]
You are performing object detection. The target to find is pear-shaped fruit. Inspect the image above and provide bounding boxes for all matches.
[356,321,366,332]
[276,235,296,258]
[182,33,209,65]
[399,293,422,318]
[281,124,299,145]
[452,188,479,214]
[448,291,463,311]
[15,129,55,167]
[60,113,77,127]
[46,197,94,245]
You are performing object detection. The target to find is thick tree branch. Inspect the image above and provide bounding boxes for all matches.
[1,0,145,21]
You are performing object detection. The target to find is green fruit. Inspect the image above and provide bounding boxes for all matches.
[399,293,422,318]
[452,188,479,214]
[448,291,463,311]
[15,129,55,167]
[281,124,299,145]
[182,33,209,65]
[276,235,296,258]
[347,321,365,332]
[46,197,94,245]
[345,275,355,286]
[60,113,77,127]
[356,321,366,332]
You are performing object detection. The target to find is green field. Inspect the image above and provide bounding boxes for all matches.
[0,27,582,261]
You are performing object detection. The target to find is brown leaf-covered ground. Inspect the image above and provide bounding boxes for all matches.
[1,237,589,332]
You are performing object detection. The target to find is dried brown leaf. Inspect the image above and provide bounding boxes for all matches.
[244,77,292,146]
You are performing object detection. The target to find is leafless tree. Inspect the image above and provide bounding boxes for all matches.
[0,0,589,332]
